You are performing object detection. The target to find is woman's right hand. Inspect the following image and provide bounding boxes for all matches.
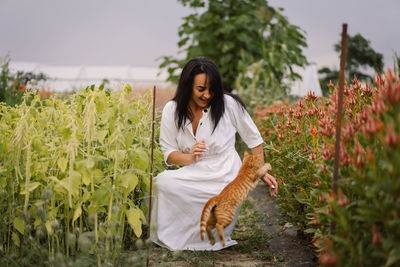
[191,140,208,163]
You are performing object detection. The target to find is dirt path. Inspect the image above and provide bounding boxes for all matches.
[249,183,318,266]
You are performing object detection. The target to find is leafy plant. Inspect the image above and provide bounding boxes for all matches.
[0,55,48,106]
[0,85,164,265]
[254,71,400,266]
[160,0,307,91]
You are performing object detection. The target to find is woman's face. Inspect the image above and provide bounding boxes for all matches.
[190,73,213,109]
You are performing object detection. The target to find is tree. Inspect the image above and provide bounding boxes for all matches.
[319,33,384,95]
[160,0,308,91]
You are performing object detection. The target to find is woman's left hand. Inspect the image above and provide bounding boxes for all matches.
[262,173,278,196]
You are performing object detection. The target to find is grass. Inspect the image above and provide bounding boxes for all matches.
[148,199,273,266]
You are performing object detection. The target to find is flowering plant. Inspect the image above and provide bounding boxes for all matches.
[254,71,400,266]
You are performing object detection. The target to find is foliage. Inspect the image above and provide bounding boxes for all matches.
[160,0,308,91]
[254,72,400,266]
[0,85,164,265]
[0,55,48,106]
[319,33,384,96]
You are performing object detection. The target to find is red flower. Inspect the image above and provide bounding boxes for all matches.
[353,140,366,167]
[303,144,309,153]
[363,115,383,136]
[306,90,318,101]
[309,126,318,137]
[321,144,334,161]
[338,190,349,206]
[319,193,324,203]
[286,117,293,128]
[319,238,339,267]
[292,124,300,135]
[328,80,334,89]
[19,83,26,92]
[372,224,382,246]
[309,150,316,160]
[384,124,399,147]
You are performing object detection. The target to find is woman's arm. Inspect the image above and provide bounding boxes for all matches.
[251,144,278,196]
[166,140,208,166]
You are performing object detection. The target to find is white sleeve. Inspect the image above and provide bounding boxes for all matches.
[159,101,179,165]
[227,95,264,148]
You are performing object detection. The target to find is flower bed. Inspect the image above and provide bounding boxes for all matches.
[254,71,400,266]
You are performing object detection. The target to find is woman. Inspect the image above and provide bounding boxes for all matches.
[150,57,277,251]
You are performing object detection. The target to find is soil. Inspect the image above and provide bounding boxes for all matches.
[249,183,318,267]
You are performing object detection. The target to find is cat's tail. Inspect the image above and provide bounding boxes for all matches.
[200,196,217,241]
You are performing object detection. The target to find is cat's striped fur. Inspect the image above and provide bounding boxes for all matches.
[200,151,271,246]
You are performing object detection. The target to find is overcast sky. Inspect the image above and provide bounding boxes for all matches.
[1,0,399,71]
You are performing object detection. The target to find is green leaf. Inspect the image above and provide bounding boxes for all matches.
[20,182,41,195]
[97,130,108,144]
[12,232,20,247]
[120,171,138,194]
[13,217,25,235]
[134,148,149,171]
[72,205,82,224]
[386,248,400,266]
[126,208,145,237]
[85,158,95,169]
[57,157,68,173]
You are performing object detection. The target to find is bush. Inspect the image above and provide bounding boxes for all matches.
[0,56,48,106]
[254,71,400,266]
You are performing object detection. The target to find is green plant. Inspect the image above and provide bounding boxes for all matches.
[160,0,307,91]
[0,55,48,106]
[254,71,400,266]
[0,85,164,265]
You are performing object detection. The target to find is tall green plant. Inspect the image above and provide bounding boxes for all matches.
[0,86,164,264]
[160,0,307,91]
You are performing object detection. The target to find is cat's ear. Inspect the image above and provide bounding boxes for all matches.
[244,151,249,157]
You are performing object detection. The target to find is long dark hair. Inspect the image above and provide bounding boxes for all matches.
[173,57,246,133]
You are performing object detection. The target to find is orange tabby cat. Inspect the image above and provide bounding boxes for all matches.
[200,151,271,246]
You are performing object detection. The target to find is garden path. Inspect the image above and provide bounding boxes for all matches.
[250,183,318,266]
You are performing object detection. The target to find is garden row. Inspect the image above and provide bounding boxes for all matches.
[0,85,164,265]
[254,71,400,266]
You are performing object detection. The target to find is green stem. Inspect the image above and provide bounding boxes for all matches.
[24,139,32,211]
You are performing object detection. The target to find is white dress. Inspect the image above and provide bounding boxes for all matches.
[150,94,263,251]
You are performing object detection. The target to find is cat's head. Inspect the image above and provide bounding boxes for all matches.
[242,151,262,170]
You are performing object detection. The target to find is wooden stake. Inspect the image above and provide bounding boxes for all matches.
[146,86,156,266]
[331,23,347,231]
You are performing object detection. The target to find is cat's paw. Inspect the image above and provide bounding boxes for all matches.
[257,163,271,177]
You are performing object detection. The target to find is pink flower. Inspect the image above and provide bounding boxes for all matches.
[338,190,349,206]
[363,116,383,136]
[309,150,316,160]
[292,124,300,135]
[385,124,399,147]
[309,126,318,137]
[373,224,382,246]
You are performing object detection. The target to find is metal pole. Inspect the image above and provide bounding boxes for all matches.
[331,24,347,231]
[146,85,156,267]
